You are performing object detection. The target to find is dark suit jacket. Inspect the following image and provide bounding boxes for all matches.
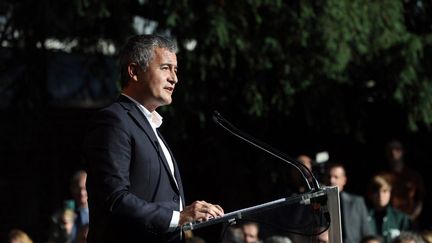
[340,191,372,243]
[83,95,185,243]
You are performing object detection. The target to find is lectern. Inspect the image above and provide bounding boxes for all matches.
[183,186,342,243]
[199,112,343,242]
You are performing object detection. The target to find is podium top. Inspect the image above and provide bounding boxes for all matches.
[182,188,328,231]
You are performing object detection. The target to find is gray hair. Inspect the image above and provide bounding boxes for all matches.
[119,34,178,88]
[265,235,292,243]
[393,231,425,243]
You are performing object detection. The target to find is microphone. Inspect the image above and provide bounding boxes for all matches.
[212,111,321,191]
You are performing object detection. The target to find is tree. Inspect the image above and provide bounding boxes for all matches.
[1,0,432,134]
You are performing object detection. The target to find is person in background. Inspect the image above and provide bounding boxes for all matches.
[8,229,33,243]
[391,231,425,243]
[222,225,244,243]
[361,235,384,243]
[76,224,89,243]
[366,174,411,243]
[317,229,329,243]
[70,170,89,243]
[47,200,76,243]
[264,235,292,243]
[383,139,425,227]
[421,230,432,243]
[326,162,372,243]
[289,154,314,194]
[241,222,261,243]
[47,170,89,243]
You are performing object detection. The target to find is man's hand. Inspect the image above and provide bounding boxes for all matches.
[179,200,224,226]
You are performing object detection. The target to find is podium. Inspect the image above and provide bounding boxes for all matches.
[183,186,342,243]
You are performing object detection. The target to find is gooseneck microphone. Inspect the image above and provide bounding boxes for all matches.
[212,111,321,191]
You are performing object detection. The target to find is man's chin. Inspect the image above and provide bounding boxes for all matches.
[161,97,172,105]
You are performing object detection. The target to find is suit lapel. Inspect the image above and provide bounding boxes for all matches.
[117,95,180,193]
[157,130,185,202]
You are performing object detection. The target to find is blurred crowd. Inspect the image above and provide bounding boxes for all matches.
[6,139,431,243]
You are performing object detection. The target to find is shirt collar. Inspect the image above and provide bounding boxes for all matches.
[121,94,163,128]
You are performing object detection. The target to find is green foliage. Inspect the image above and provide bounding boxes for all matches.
[158,0,432,134]
[2,0,432,135]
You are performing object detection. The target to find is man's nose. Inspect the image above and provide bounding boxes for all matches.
[168,71,178,84]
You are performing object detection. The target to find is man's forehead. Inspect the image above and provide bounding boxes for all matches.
[154,47,177,59]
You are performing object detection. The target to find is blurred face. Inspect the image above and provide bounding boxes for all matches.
[372,187,391,209]
[242,224,259,243]
[297,155,313,171]
[317,230,329,243]
[132,47,178,111]
[364,240,381,243]
[72,173,88,208]
[385,141,404,173]
[328,166,347,192]
[386,141,403,161]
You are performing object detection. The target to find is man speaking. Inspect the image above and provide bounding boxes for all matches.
[83,35,224,243]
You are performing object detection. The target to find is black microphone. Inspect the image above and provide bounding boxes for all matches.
[212,111,321,191]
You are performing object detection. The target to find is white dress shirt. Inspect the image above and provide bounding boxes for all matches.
[122,94,182,230]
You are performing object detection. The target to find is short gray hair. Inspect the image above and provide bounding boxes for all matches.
[265,235,292,243]
[119,34,178,88]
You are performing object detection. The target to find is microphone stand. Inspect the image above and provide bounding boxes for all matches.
[212,111,321,191]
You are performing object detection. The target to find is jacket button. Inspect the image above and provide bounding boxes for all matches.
[173,196,179,202]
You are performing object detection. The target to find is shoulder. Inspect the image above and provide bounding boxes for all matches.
[343,192,365,202]
[84,100,132,141]
[387,206,409,219]
[89,100,129,125]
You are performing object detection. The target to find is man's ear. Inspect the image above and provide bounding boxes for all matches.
[127,63,140,82]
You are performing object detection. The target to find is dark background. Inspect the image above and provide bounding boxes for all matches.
[1,98,431,242]
[1,0,432,242]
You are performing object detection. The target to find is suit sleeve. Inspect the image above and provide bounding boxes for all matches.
[83,109,173,234]
[358,196,373,236]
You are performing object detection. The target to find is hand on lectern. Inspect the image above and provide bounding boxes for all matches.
[179,200,224,226]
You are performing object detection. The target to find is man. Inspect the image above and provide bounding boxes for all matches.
[366,174,411,243]
[383,139,425,225]
[241,222,260,243]
[326,163,372,243]
[317,230,329,243]
[83,35,224,243]
[47,170,89,243]
[70,170,89,243]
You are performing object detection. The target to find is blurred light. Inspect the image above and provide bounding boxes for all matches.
[44,38,78,52]
[365,80,375,88]
[0,15,6,26]
[315,151,329,164]
[1,40,10,47]
[133,16,157,35]
[97,39,116,55]
[184,39,197,51]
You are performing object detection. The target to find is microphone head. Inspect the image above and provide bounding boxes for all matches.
[212,110,222,124]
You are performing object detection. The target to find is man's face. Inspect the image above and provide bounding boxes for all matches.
[317,230,329,243]
[242,224,259,243]
[72,174,88,208]
[328,166,347,192]
[372,187,391,209]
[137,47,178,111]
[297,155,312,171]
